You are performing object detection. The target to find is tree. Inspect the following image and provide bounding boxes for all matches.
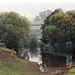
[66,10,75,61]
[41,8,63,44]
[39,10,52,20]
[34,10,52,21]
[45,12,75,58]
[0,11,30,52]
[29,33,38,50]
[34,16,40,21]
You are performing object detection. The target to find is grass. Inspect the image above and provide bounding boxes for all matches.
[0,43,6,47]
[31,26,41,29]
[0,47,16,55]
[0,47,47,75]
[30,21,44,26]
[65,65,75,75]
[0,47,75,75]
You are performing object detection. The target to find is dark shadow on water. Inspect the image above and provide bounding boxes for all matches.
[28,48,66,68]
[41,52,66,67]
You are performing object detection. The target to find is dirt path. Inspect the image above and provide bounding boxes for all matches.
[44,67,65,75]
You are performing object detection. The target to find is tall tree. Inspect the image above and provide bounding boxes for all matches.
[0,11,30,52]
[41,8,63,44]
[34,10,52,21]
[45,12,75,58]
[34,16,40,21]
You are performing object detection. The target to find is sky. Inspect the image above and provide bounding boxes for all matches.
[0,0,75,20]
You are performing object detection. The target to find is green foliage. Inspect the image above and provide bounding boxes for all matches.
[41,8,63,44]
[37,38,42,47]
[2,28,20,52]
[66,10,75,18]
[0,47,16,55]
[0,43,6,47]
[45,11,75,55]
[0,11,30,52]
[29,33,38,50]
[44,44,51,53]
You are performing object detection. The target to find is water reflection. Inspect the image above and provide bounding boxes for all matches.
[27,48,46,72]
[28,48,42,65]
[41,53,66,67]
[23,48,67,73]
[23,48,66,67]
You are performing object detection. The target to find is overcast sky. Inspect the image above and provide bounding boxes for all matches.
[0,0,75,20]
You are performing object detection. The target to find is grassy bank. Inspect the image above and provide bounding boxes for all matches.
[65,65,75,75]
[0,47,47,75]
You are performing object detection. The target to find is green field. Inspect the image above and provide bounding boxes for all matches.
[30,21,44,26]
[30,21,43,37]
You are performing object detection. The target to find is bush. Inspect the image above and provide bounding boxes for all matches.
[0,43,6,47]
[0,12,30,53]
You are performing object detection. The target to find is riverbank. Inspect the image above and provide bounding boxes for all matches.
[0,47,75,75]
[65,62,75,75]
[0,47,47,75]
[44,62,75,75]
[40,52,75,75]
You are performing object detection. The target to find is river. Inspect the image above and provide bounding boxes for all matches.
[26,48,66,74]
[19,48,72,74]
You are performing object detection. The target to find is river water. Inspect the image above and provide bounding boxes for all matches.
[28,49,66,66]
[23,48,66,73]
[28,49,42,65]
